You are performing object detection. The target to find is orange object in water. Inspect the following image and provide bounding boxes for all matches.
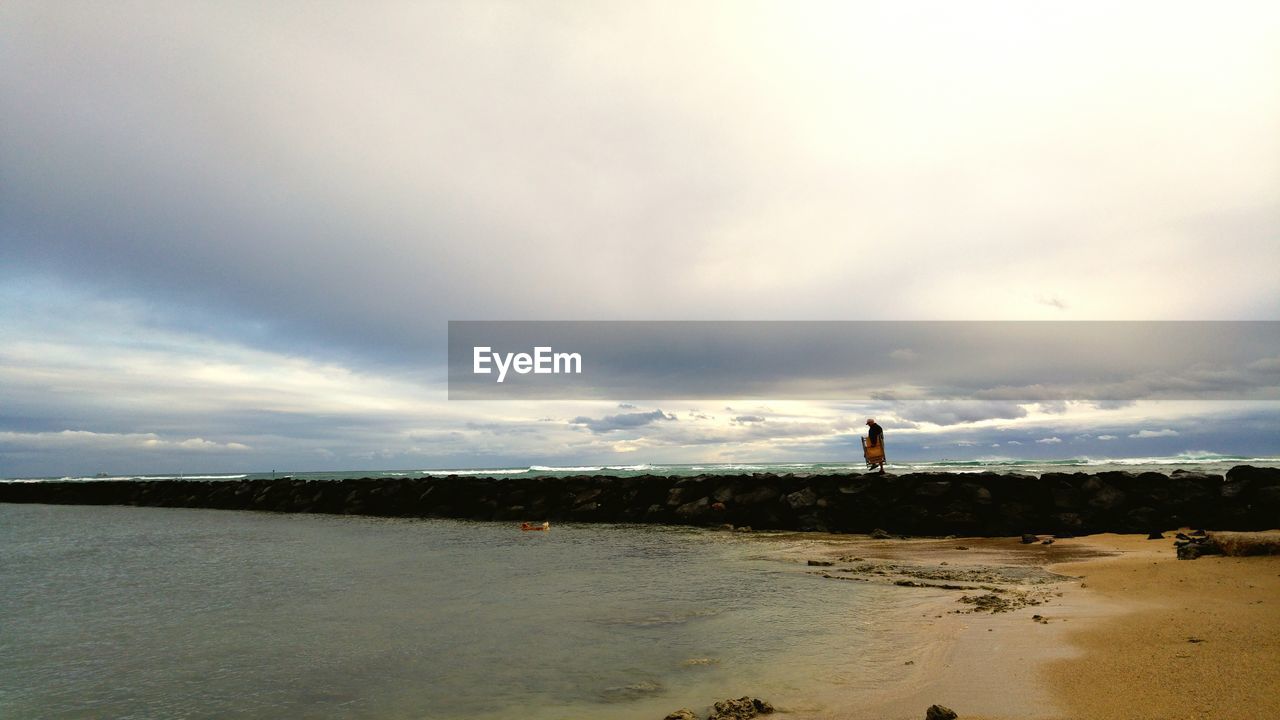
[520,521,550,531]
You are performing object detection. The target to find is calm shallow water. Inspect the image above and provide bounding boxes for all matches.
[0,505,935,719]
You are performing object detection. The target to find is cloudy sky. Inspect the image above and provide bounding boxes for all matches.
[2,1,1278,476]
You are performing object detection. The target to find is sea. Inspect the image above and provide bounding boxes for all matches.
[3,453,1277,718]
[8,452,1278,484]
[0,505,942,720]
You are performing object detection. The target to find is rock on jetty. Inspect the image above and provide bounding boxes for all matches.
[1,466,1278,536]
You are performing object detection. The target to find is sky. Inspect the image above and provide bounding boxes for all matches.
[2,1,1278,476]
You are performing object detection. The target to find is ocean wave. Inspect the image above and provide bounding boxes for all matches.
[86,474,245,481]
[903,459,1042,468]
[422,468,529,476]
[1106,453,1261,465]
[896,453,1277,471]
[29,474,252,482]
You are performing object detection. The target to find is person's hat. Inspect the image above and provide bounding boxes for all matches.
[866,418,875,424]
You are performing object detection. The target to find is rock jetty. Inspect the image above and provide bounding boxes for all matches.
[1,466,1278,536]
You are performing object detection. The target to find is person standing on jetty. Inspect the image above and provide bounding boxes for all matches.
[864,418,885,474]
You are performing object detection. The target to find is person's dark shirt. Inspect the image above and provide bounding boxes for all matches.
[868,422,883,446]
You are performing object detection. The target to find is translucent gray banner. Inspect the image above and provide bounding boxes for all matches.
[447,321,1280,401]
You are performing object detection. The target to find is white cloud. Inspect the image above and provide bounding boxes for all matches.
[4,1,1279,331]
[4,297,1274,474]
[1129,428,1180,439]
[896,400,1028,426]
[1097,434,1118,440]
[1248,356,1280,372]
[1036,437,1063,444]
[0,430,250,452]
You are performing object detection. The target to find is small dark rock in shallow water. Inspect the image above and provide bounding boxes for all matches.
[870,528,892,539]
[1041,537,1055,545]
[709,697,774,719]
[925,705,959,720]
[1021,534,1039,544]
[664,710,698,720]
[1147,532,1165,539]
[807,559,834,566]
[603,680,663,702]
[1190,528,1207,537]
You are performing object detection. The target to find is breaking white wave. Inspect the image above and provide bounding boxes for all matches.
[422,468,529,476]
[45,474,250,482]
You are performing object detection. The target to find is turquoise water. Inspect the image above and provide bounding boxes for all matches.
[12,453,1278,483]
[0,505,933,719]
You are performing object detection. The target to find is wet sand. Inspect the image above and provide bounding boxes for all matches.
[773,531,1280,720]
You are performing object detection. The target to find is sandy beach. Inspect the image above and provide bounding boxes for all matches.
[782,530,1280,720]
[1046,534,1280,720]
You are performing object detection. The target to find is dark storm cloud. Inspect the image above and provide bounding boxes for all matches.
[635,417,843,447]
[892,401,1028,426]
[569,409,677,434]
